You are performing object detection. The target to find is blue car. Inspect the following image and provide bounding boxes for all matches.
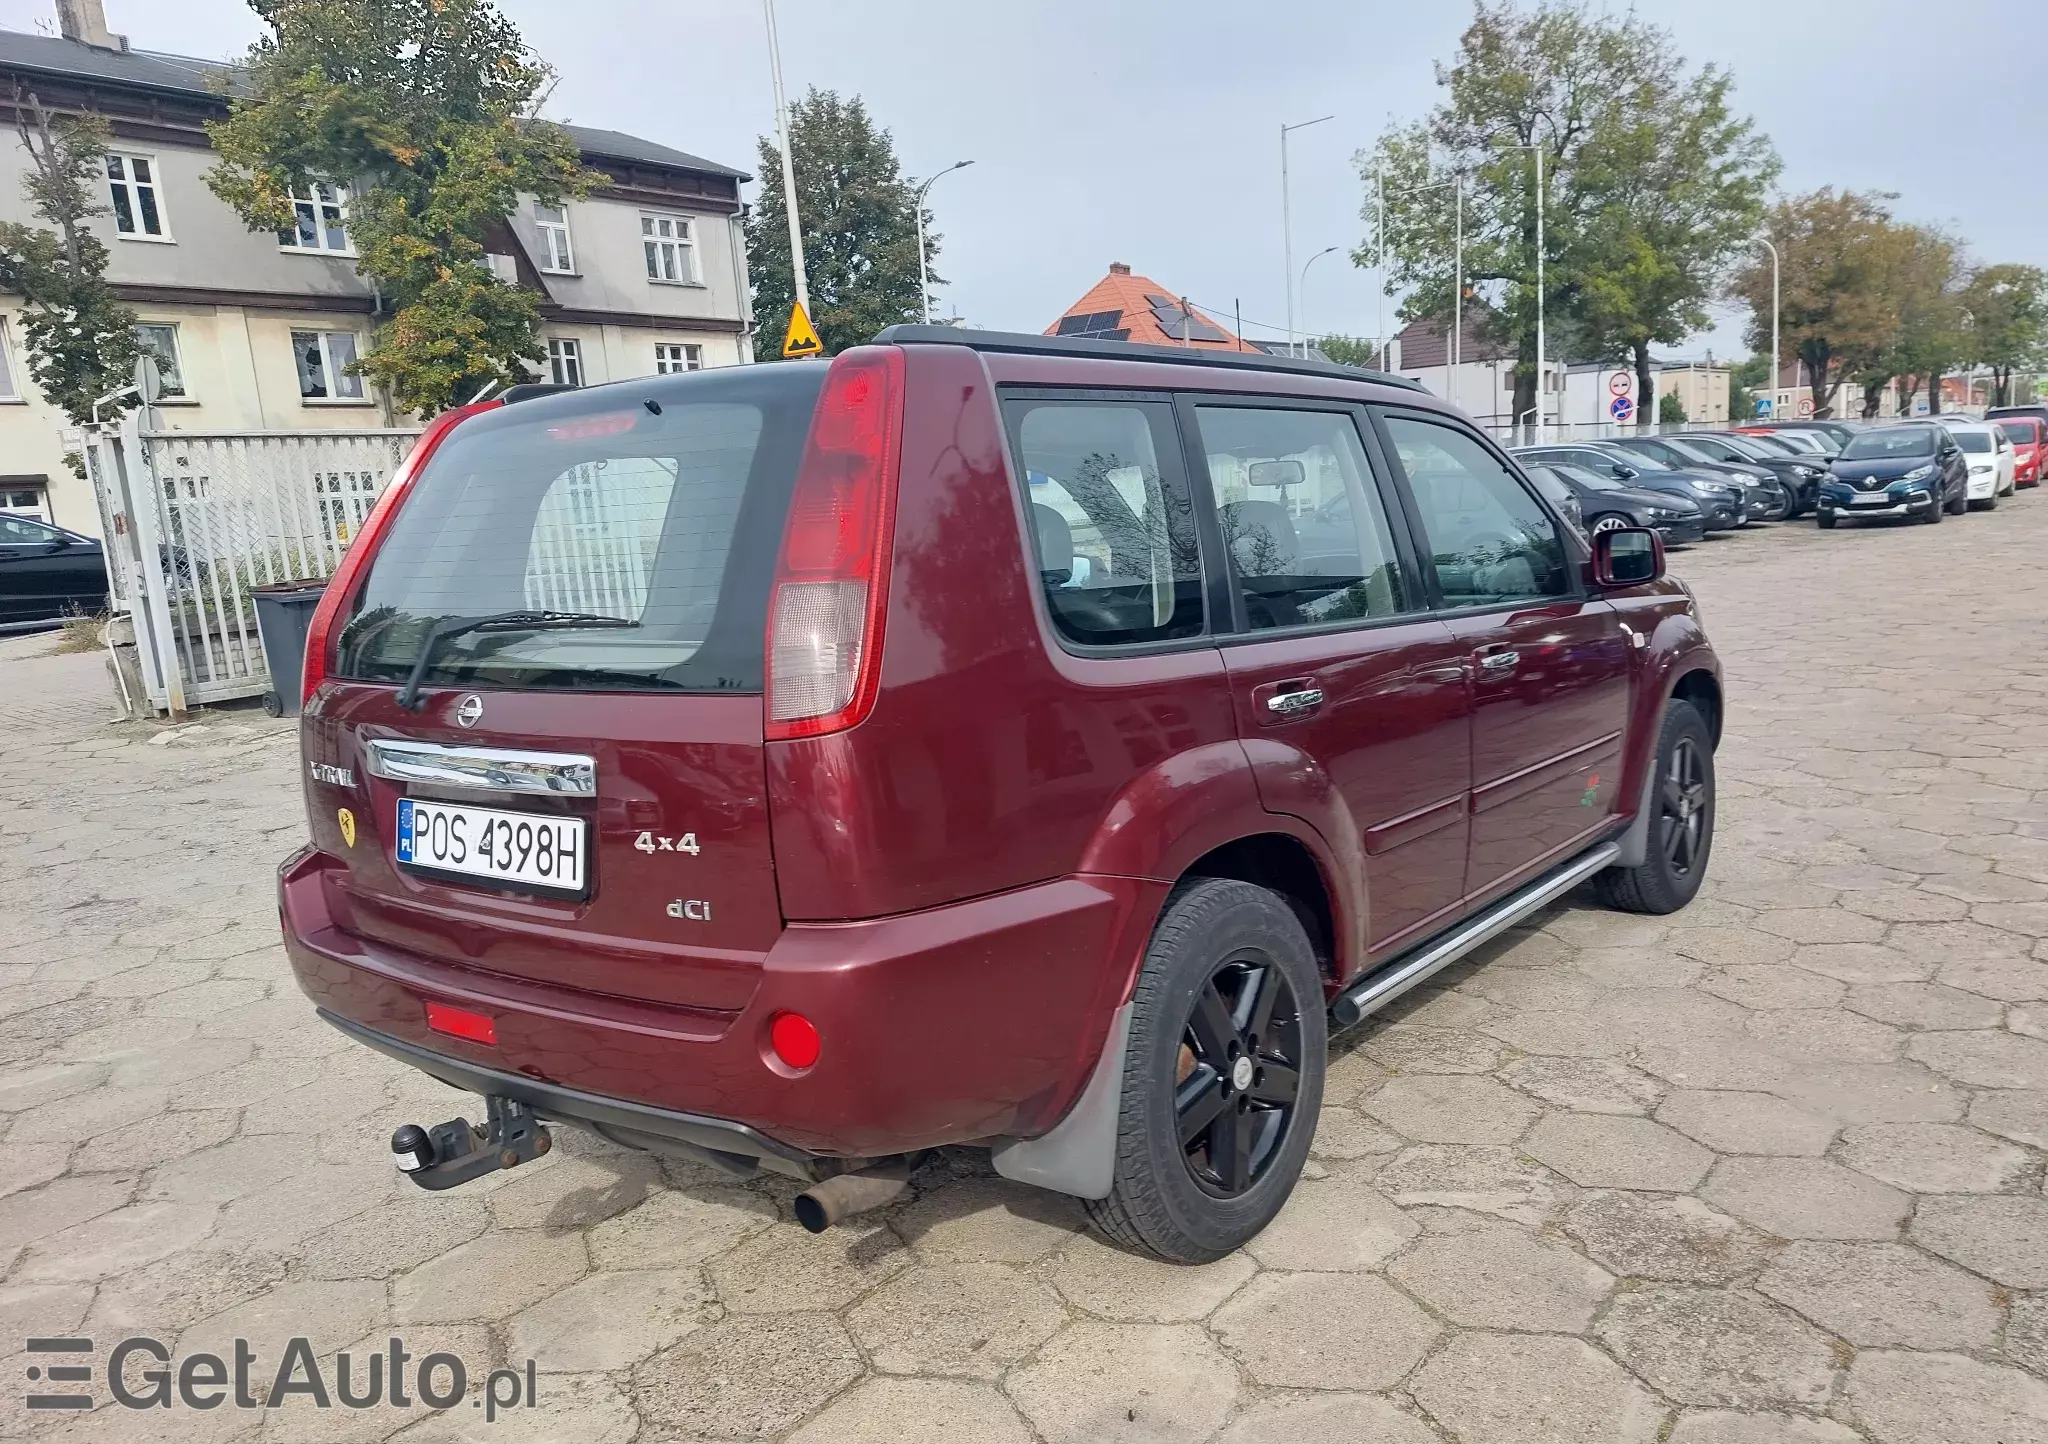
[1818,424,1970,528]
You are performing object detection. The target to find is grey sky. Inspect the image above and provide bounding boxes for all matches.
[7,0,2044,360]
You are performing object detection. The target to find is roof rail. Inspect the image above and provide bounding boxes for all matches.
[872,325,1428,392]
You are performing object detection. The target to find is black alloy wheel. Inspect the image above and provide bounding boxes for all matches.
[1597,698,1715,914]
[1660,734,1709,884]
[1175,957,1303,1197]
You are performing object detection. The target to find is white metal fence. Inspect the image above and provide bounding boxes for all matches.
[92,420,422,713]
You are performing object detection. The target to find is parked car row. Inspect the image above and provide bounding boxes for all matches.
[1515,410,2040,544]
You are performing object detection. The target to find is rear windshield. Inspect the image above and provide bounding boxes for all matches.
[1839,428,1936,460]
[336,365,826,694]
[1953,431,1994,454]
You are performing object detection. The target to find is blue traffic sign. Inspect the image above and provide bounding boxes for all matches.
[1610,395,1634,422]
[1754,397,1772,417]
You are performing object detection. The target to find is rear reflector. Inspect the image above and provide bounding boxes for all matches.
[769,1011,822,1070]
[764,348,905,741]
[425,1001,498,1046]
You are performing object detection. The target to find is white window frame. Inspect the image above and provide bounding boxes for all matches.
[132,322,189,401]
[653,342,701,375]
[291,329,368,404]
[535,201,575,274]
[278,182,354,255]
[641,213,698,285]
[0,320,19,403]
[549,337,584,388]
[106,151,171,242]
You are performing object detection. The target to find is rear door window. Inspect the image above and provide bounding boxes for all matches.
[1380,413,1572,609]
[1187,404,1416,631]
[1006,398,1204,647]
[336,365,825,693]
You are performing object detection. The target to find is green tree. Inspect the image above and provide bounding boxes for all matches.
[206,0,604,415]
[1727,353,1770,420]
[1961,263,2048,408]
[0,87,144,436]
[1364,1,1776,429]
[1313,334,1380,367]
[1845,223,1962,420]
[1657,391,1686,424]
[748,89,933,360]
[1730,189,1896,419]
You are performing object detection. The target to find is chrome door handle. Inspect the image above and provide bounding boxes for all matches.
[1266,687,1325,716]
[1478,650,1520,672]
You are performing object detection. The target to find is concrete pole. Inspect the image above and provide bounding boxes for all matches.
[763,0,809,318]
[1281,117,1333,359]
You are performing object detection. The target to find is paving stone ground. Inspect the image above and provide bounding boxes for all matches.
[4,498,2048,1442]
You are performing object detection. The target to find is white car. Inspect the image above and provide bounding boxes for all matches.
[1941,421,2015,508]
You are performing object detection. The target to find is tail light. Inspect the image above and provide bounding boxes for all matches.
[300,401,500,707]
[764,347,906,741]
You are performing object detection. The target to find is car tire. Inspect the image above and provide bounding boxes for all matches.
[1817,511,1837,529]
[1945,485,1968,516]
[1971,494,1997,511]
[1596,699,1715,916]
[1588,514,1630,534]
[1087,878,1325,1264]
[1923,496,1943,524]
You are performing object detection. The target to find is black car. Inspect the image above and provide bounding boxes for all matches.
[1817,423,1969,527]
[0,514,109,623]
[1672,432,1824,517]
[1525,463,1706,546]
[1607,436,1789,521]
[1512,443,1743,531]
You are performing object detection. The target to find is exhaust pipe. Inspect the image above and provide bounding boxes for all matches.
[794,1164,912,1233]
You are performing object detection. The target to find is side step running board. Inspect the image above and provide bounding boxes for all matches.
[1330,842,1620,1030]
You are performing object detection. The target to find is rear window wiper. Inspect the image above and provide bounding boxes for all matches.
[395,610,639,711]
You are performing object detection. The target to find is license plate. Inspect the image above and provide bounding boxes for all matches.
[1850,492,1893,505]
[396,798,586,895]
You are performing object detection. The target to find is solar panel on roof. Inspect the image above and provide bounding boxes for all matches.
[1144,296,1230,343]
[1056,310,1123,337]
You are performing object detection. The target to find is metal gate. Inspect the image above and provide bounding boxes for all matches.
[92,418,422,713]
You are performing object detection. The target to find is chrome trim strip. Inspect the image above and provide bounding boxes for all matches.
[363,739,597,796]
[1330,842,1621,1030]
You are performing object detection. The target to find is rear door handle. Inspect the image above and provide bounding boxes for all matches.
[1266,687,1325,717]
[1477,650,1520,672]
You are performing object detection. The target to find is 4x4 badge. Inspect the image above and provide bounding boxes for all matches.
[454,695,484,728]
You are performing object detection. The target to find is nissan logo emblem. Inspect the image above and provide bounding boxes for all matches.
[454,695,485,728]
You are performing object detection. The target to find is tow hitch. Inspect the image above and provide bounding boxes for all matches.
[391,1096,551,1191]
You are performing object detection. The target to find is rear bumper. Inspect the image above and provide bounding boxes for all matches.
[280,847,1165,1160]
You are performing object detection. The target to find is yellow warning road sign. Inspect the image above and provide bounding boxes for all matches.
[782,302,822,359]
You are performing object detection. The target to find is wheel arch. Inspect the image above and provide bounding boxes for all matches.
[1176,832,1342,989]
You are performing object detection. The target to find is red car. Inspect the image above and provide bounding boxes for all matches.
[280,329,1723,1262]
[1997,416,2042,487]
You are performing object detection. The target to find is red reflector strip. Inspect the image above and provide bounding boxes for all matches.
[425,1002,498,1046]
[547,412,638,440]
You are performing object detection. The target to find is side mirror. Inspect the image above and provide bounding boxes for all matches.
[1611,464,1638,480]
[1590,526,1664,587]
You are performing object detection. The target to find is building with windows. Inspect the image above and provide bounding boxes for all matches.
[0,3,752,534]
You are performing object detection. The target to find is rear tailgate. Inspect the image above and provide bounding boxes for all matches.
[304,364,829,1013]
[308,686,776,1010]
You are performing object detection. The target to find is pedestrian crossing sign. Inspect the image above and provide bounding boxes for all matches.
[782,302,822,359]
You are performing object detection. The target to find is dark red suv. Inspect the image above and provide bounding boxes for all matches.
[280,329,1722,1262]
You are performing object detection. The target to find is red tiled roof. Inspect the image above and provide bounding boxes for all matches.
[1395,315,1511,368]
[1047,264,1248,350]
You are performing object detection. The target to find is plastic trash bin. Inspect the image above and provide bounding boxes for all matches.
[251,580,328,718]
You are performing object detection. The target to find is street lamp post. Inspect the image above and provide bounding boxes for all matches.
[1753,236,1780,420]
[915,160,974,324]
[762,0,809,319]
[1298,246,1339,357]
[1282,115,1335,360]
[1380,175,1464,405]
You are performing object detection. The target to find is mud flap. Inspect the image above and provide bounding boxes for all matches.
[990,1003,1132,1201]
